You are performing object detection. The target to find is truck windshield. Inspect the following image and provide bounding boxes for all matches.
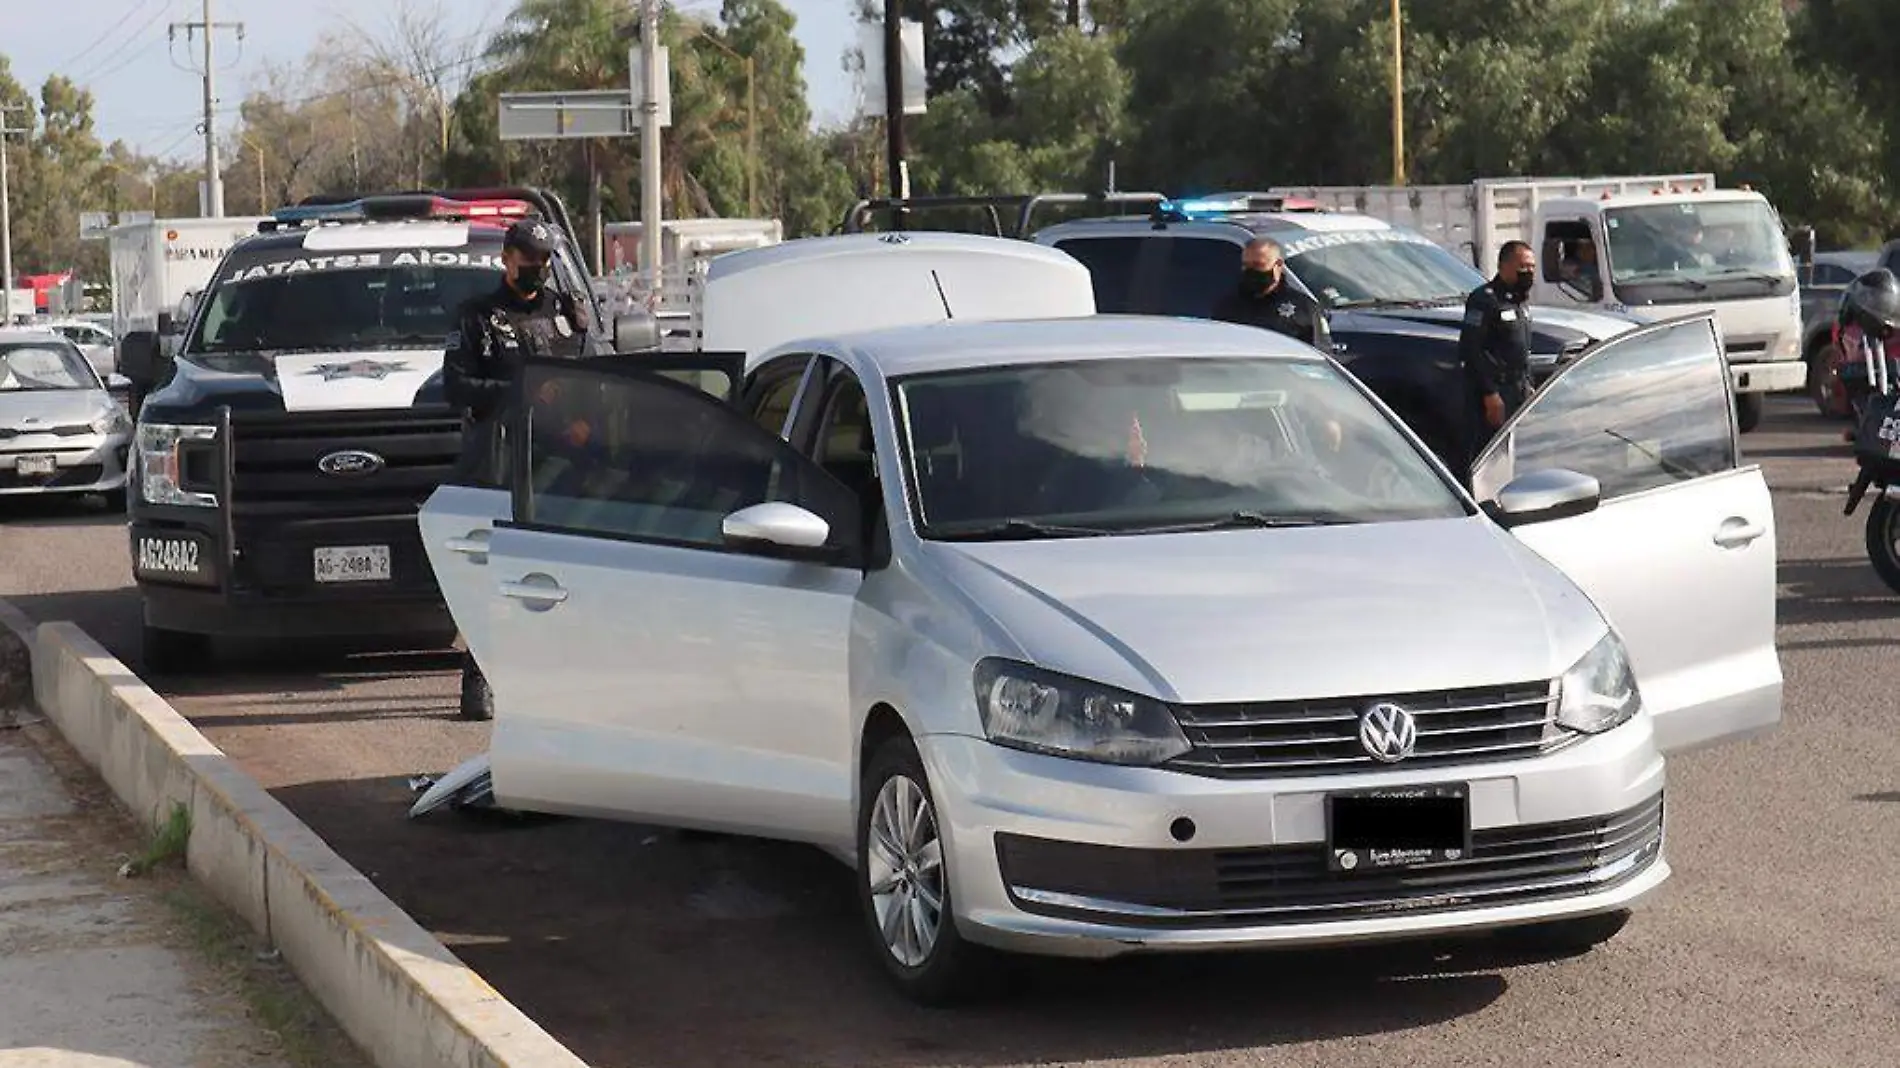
[1278,230,1484,309]
[1603,199,1796,301]
[186,242,506,357]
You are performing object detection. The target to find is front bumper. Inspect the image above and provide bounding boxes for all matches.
[1731,358,1805,394]
[921,717,1667,958]
[0,433,129,496]
[131,512,452,640]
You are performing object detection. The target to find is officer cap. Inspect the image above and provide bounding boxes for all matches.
[504,219,559,255]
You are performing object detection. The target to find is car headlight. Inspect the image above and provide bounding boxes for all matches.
[973,659,1191,765]
[91,408,131,435]
[1555,631,1642,735]
[135,423,217,508]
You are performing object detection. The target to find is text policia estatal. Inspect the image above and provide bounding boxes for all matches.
[222,250,504,285]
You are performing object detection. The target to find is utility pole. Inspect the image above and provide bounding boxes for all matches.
[882,0,907,228]
[0,104,23,322]
[638,0,663,296]
[1390,0,1406,186]
[171,0,244,217]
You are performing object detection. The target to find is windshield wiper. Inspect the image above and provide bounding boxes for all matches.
[1623,273,1708,291]
[1121,511,1347,534]
[1707,269,1786,285]
[933,518,1118,542]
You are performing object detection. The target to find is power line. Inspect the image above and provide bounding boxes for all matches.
[55,0,165,73]
[71,0,178,84]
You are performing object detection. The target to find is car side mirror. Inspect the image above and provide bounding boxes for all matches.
[722,501,832,553]
[174,292,197,329]
[106,373,132,393]
[118,330,165,386]
[614,310,661,353]
[1485,468,1601,529]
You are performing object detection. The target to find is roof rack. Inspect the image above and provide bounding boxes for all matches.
[840,192,1168,238]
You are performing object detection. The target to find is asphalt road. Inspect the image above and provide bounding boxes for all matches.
[2,394,1896,1068]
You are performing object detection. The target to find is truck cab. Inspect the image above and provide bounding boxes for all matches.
[121,187,643,671]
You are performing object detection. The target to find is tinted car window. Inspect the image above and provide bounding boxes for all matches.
[1472,318,1734,502]
[1159,238,1243,318]
[894,356,1468,538]
[519,360,860,553]
[1052,237,1146,313]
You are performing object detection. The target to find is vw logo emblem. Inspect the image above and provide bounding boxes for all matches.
[316,449,385,478]
[1358,703,1418,763]
[878,232,911,244]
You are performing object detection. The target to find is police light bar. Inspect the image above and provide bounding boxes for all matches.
[271,195,536,224]
[1152,193,1323,221]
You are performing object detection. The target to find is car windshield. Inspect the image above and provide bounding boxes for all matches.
[1278,229,1484,308]
[0,342,99,391]
[186,242,507,356]
[1604,199,1794,287]
[893,356,1470,540]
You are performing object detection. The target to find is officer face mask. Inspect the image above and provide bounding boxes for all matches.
[1505,267,1534,301]
[512,261,548,294]
[1242,265,1281,297]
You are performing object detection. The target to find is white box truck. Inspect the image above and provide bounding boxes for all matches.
[1268,175,1805,430]
[601,217,783,349]
[108,215,268,343]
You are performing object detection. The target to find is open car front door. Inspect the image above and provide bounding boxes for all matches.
[466,354,866,845]
[1472,314,1781,755]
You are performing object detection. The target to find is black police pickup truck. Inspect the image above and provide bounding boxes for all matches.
[117,187,627,671]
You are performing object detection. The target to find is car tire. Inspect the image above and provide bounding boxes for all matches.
[458,653,495,721]
[856,733,994,1006]
[1808,344,1850,419]
[1493,909,1631,957]
[1864,498,1900,595]
[141,624,210,675]
[1735,392,1765,433]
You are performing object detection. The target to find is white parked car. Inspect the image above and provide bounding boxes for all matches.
[416,304,1779,1002]
[0,328,132,504]
[43,317,117,377]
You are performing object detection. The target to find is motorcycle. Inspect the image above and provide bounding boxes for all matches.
[1842,318,1900,593]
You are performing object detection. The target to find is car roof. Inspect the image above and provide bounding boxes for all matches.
[707,229,1078,282]
[0,327,73,344]
[817,314,1324,377]
[1038,211,1398,242]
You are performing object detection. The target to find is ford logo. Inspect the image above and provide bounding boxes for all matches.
[316,449,385,477]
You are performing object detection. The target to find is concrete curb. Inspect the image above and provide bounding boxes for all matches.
[0,604,590,1068]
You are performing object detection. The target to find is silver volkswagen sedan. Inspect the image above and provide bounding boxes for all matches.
[420,312,1780,1004]
[0,328,132,505]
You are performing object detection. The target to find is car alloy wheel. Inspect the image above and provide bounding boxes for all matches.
[867,773,944,968]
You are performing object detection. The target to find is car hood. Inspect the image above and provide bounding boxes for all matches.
[144,348,449,422]
[1331,303,1642,354]
[916,516,1606,705]
[0,388,114,431]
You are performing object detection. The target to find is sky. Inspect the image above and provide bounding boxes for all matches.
[1,0,862,161]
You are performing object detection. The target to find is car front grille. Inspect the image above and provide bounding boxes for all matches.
[1167,680,1563,778]
[225,409,464,516]
[996,792,1664,928]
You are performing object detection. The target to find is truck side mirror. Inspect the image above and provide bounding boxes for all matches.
[613,310,662,353]
[1791,226,1816,266]
[1541,239,1564,283]
[119,330,166,387]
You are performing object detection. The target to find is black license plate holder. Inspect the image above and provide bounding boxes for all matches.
[1325,783,1472,874]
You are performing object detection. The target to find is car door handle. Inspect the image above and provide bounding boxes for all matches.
[1713,517,1766,549]
[499,576,568,607]
[445,530,492,560]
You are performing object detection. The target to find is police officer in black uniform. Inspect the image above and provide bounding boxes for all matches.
[441,217,592,720]
[1209,237,1331,350]
[443,217,594,487]
[1458,239,1538,467]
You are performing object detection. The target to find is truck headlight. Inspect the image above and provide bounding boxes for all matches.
[1555,631,1642,735]
[135,423,218,507]
[973,659,1191,765]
